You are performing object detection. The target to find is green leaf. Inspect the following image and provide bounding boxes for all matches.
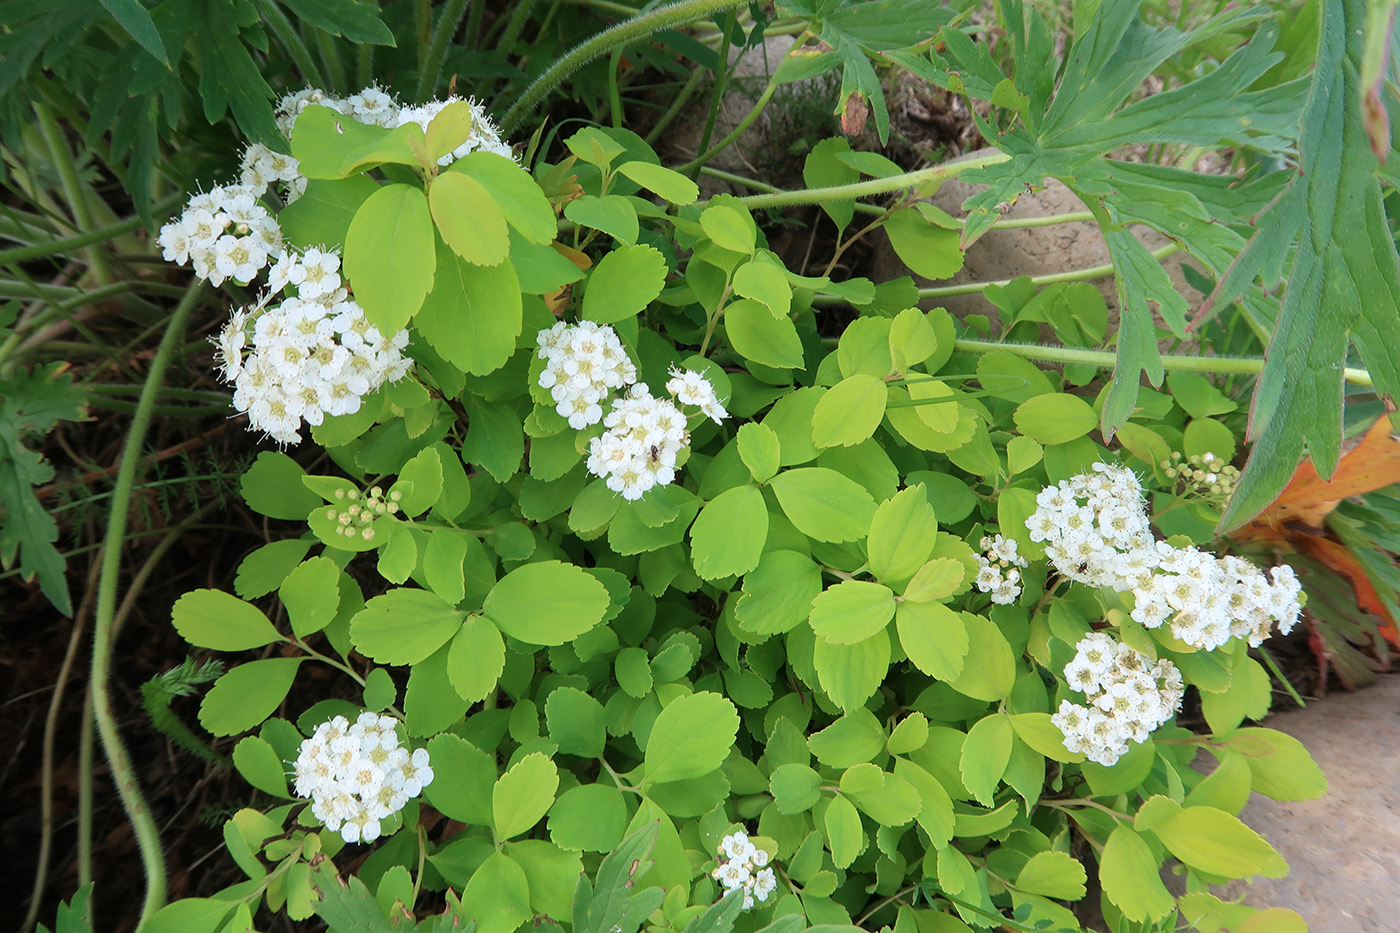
[812,374,889,448]
[690,485,768,580]
[509,840,584,919]
[1016,851,1087,900]
[232,736,291,799]
[424,734,496,826]
[894,600,968,681]
[770,763,823,814]
[945,613,1015,701]
[733,261,792,318]
[137,899,236,933]
[1222,727,1327,801]
[234,539,312,599]
[279,0,394,43]
[883,207,964,279]
[393,445,443,517]
[888,712,929,755]
[1013,394,1098,445]
[483,560,610,646]
[462,396,524,482]
[549,783,628,852]
[1152,806,1288,879]
[616,161,699,204]
[1008,712,1082,763]
[279,557,340,637]
[278,176,381,252]
[446,615,505,703]
[430,171,509,266]
[823,794,864,868]
[643,691,740,785]
[768,468,877,542]
[901,557,966,604]
[809,581,895,645]
[362,667,396,711]
[700,204,756,254]
[545,686,607,758]
[494,752,559,840]
[462,852,533,933]
[736,422,781,484]
[813,628,890,712]
[98,0,168,63]
[735,550,822,635]
[809,708,885,768]
[959,714,1012,806]
[725,299,805,368]
[804,137,858,230]
[350,588,465,665]
[172,589,282,652]
[1099,827,1176,922]
[423,100,478,160]
[895,759,955,848]
[889,307,938,373]
[564,194,638,245]
[344,183,436,333]
[867,485,939,582]
[424,530,468,604]
[240,452,322,520]
[194,17,281,150]
[581,244,668,324]
[199,658,303,737]
[454,153,557,244]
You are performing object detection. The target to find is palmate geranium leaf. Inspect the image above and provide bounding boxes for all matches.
[192,0,283,151]
[1214,0,1400,530]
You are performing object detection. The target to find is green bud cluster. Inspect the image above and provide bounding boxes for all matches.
[322,485,402,540]
[1160,450,1240,499]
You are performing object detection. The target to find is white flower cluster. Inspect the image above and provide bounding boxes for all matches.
[536,320,637,429]
[973,534,1029,605]
[239,142,308,202]
[666,366,728,424]
[292,712,433,844]
[275,86,512,167]
[217,249,410,445]
[710,830,777,910]
[1051,633,1185,766]
[586,384,688,500]
[1132,552,1302,651]
[1026,462,1302,651]
[535,322,729,499]
[157,184,283,286]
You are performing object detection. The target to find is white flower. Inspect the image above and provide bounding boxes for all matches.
[665,366,729,423]
[712,829,778,910]
[1053,633,1182,765]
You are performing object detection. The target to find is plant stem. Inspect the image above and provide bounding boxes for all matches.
[89,279,202,924]
[721,151,1010,209]
[417,0,471,102]
[676,66,784,174]
[33,102,112,287]
[690,9,736,180]
[607,45,626,128]
[917,242,1182,297]
[0,196,180,265]
[500,0,749,134]
[644,66,706,145]
[315,29,348,94]
[952,338,1375,387]
[263,2,327,89]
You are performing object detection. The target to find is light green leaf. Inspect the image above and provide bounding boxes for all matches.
[483,560,610,646]
[234,539,312,600]
[232,736,290,799]
[959,714,1012,806]
[508,840,584,919]
[446,615,505,703]
[616,161,699,204]
[423,100,477,160]
[279,557,339,637]
[424,734,495,826]
[812,374,889,448]
[813,628,890,712]
[735,550,823,635]
[582,244,668,325]
[946,613,1015,701]
[768,467,877,542]
[1009,712,1083,763]
[1016,851,1087,900]
[1152,806,1288,878]
[350,588,465,665]
[770,763,823,814]
[564,194,638,245]
[1099,827,1176,922]
[423,530,468,605]
[895,758,955,848]
[172,589,282,652]
[887,712,929,755]
[549,783,627,852]
[808,708,885,768]
[867,485,938,582]
[429,171,509,266]
[1222,727,1327,801]
[907,378,960,433]
[643,691,740,785]
[690,485,769,580]
[889,307,937,373]
[278,176,381,252]
[725,299,805,368]
[808,580,895,644]
[454,152,557,244]
[700,204,756,253]
[804,137,858,230]
[199,658,303,736]
[415,240,522,376]
[494,752,560,840]
[901,558,966,604]
[884,207,964,279]
[239,452,322,520]
[375,521,417,584]
[733,261,792,318]
[895,600,968,681]
[823,793,864,869]
[461,852,532,933]
[545,686,607,758]
[392,446,442,518]
[736,422,781,484]
[344,183,436,333]
[1013,394,1098,445]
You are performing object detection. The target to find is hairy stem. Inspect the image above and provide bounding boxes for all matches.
[721,151,1010,209]
[417,0,471,102]
[500,0,749,134]
[918,243,1181,298]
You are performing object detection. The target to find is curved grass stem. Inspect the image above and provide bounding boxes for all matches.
[89,279,203,924]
